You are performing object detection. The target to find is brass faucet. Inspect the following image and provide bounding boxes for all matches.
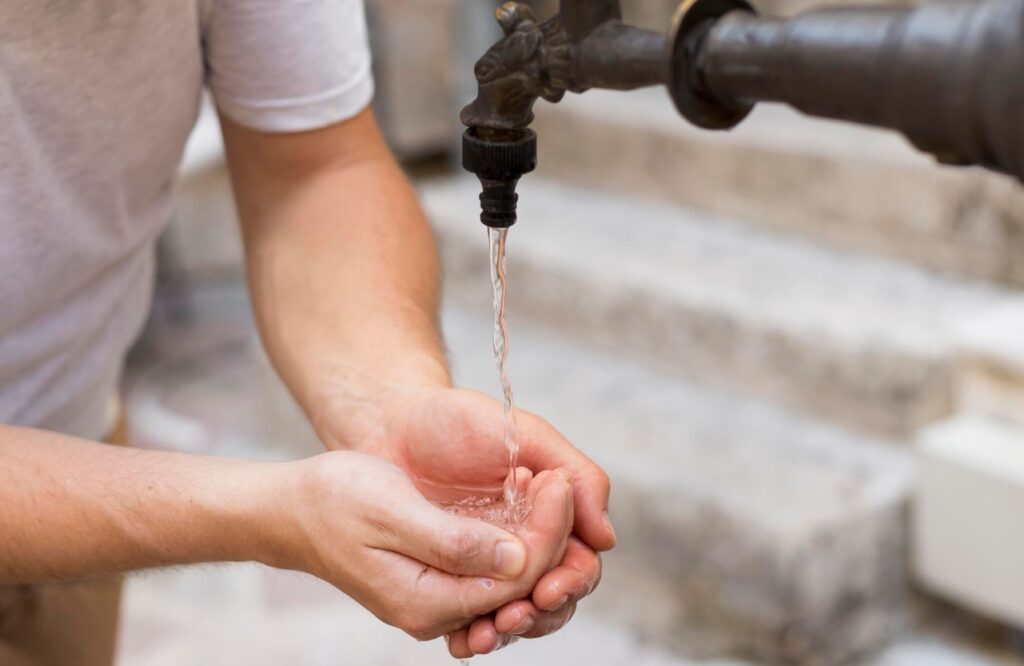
[460,0,1024,228]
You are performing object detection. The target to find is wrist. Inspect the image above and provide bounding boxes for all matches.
[306,353,451,452]
[250,454,360,578]
[237,460,315,572]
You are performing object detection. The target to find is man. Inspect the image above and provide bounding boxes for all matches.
[0,1,615,664]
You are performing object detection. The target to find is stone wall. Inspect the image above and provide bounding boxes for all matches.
[366,0,458,159]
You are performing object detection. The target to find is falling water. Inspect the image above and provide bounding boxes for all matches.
[489,227,522,521]
[435,228,526,531]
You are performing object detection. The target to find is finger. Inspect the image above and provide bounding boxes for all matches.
[468,616,500,655]
[521,602,576,638]
[494,599,537,635]
[517,415,616,552]
[495,599,577,639]
[532,536,602,610]
[435,469,575,619]
[507,466,533,502]
[446,630,472,659]
[516,468,574,576]
[382,491,529,580]
[484,536,598,638]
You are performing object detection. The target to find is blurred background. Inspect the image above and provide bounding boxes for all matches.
[117,0,1024,664]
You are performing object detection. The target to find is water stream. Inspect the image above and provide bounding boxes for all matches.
[489,227,521,518]
[436,226,527,532]
[444,229,523,663]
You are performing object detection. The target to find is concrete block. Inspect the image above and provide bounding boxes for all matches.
[913,413,1024,630]
[422,176,1022,439]
[531,90,1024,288]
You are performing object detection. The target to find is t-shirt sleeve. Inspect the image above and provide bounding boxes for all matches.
[203,0,374,132]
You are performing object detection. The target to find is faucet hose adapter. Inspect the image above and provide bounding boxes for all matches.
[462,127,537,228]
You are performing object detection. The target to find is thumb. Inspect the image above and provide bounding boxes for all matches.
[386,497,528,580]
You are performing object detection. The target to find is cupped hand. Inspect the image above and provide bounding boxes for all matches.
[319,386,615,655]
[273,450,574,640]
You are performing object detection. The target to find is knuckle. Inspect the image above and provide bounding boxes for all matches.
[439,528,482,572]
[454,581,490,620]
[366,511,396,547]
[395,612,440,642]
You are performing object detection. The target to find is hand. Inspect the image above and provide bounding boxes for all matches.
[268,450,574,640]
[318,386,615,656]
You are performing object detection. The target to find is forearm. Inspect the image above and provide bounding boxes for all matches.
[0,425,280,584]
[224,110,451,448]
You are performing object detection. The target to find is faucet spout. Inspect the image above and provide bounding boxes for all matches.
[459,1,668,227]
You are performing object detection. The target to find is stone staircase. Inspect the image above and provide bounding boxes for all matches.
[414,87,1024,664]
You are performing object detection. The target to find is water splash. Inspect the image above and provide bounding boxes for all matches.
[439,494,530,531]
[488,227,522,523]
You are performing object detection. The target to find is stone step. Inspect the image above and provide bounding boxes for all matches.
[529,88,1024,288]
[441,306,914,665]
[421,176,1022,439]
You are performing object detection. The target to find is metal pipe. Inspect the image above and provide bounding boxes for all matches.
[672,0,1024,180]
[576,21,669,91]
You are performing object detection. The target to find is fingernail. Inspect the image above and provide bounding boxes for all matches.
[550,594,569,612]
[494,540,526,578]
[509,614,535,636]
[602,511,617,543]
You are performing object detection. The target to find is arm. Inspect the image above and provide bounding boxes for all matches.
[221,107,614,657]
[219,108,450,447]
[0,424,274,584]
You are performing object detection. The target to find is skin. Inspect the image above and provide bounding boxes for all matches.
[0,106,614,655]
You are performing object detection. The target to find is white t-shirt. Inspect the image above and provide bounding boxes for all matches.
[0,1,374,439]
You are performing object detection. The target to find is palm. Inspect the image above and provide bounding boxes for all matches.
[365,388,518,505]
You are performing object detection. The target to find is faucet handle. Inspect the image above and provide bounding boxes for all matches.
[461,2,571,130]
[495,2,537,35]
